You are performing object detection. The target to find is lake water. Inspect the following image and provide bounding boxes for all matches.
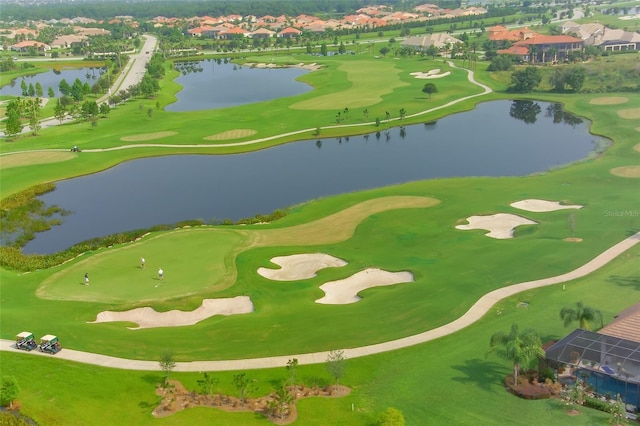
[165,59,312,112]
[22,100,606,254]
[0,67,103,97]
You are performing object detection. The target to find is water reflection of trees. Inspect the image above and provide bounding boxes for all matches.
[509,100,542,124]
[174,60,204,75]
[545,103,584,127]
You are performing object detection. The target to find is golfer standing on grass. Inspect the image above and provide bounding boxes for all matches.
[155,268,164,287]
[141,257,145,269]
[84,272,89,286]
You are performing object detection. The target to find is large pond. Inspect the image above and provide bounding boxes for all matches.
[165,59,312,112]
[23,100,607,254]
[0,67,103,97]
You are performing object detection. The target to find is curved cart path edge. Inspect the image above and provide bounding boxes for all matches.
[2,232,638,371]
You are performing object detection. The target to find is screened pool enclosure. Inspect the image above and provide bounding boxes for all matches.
[545,328,640,407]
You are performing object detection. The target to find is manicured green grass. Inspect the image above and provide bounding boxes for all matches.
[3,243,636,425]
[290,60,409,110]
[1,51,639,425]
[38,228,248,303]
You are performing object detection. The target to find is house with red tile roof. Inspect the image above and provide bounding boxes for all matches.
[219,26,249,39]
[497,34,583,63]
[278,27,302,38]
[11,40,50,52]
[187,25,217,37]
[488,25,540,42]
[250,28,276,39]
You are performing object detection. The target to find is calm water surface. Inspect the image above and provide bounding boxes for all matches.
[24,100,606,254]
[0,67,102,97]
[166,60,312,111]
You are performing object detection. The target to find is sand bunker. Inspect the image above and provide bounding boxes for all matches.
[203,129,257,141]
[258,253,347,281]
[634,143,640,153]
[617,108,640,119]
[410,69,451,79]
[456,213,537,239]
[120,131,178,142]
[589,97,628,105]
[90,296,253,329]
[315,268,414,304]
[0,151,76,169]
[510,199,583,212]
[246,62,320,71]
[610,166,640,178]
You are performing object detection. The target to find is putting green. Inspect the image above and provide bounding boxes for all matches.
[37,228,249,303]
[35,196,437,304]
[289,60,409,110]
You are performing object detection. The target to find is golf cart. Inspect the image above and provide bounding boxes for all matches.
[38,334,61,354]
[16,332,37,351]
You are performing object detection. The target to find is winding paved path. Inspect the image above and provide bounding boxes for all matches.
[0,61,490,155]
[2,58,636,371]
[3,232,638,371]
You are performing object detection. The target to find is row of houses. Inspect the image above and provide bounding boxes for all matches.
[490,24,640,63]
[152,3,487,35]
[5,27,111,52]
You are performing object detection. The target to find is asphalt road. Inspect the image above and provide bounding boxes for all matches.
[1,34,157,137]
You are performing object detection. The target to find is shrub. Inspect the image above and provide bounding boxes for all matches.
[583,395,611,412]
[377,407,405,426]
[503,375,551,400]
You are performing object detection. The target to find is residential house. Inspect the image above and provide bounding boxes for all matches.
[488,25,540,42]
[588,28,640,51]
[497,34,583,63]
[187,25,218,38]
[401,33,463,53]
[545,302,640,410]
[218,26,249,39]
[250,28,276,39]
[277,27,302,39]
[50,34,86,49]
[11,40,51,52]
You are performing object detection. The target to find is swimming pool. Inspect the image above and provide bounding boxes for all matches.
[576,369,640,408]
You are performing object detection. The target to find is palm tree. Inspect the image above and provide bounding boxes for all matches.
[488,323,545,385]
[560,301,603,331]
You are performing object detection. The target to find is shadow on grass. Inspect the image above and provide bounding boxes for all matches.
[301,375,330,389]
[450,358,507,391]
[138,400,157,410]
[607,274,640,291]
[141,373,162,386]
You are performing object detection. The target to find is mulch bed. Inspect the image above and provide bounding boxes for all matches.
[152,380,350,424]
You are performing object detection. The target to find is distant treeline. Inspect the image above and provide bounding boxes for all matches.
[2,0,463,21]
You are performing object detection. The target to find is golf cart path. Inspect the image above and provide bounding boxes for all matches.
[2,232,638,371]
[0,61,491,156]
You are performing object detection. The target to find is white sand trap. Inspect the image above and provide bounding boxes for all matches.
[510,199,583,212]
[258,253,347,281]
[410,69,451,79]
[456,214,537,239]
[89,296,253,329]
[316,268,413,304]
